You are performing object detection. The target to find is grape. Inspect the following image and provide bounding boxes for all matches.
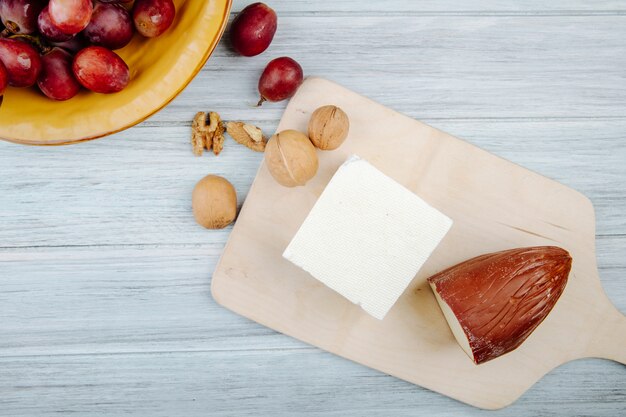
[72,46,129,93]
[51,36,87,53]
[0,38,42,87]
[0,0,45,35]
[257,57,303,105]
[83,2,133,50]
[0,61,8,103]
[37,47,81,100]
[48,0,93,35]
[98,0,133,3]
[132,0,175,38]
[37,6,73,42]
[230,2,277,57]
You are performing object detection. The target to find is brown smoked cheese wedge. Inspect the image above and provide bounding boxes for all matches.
[428,246,572,364]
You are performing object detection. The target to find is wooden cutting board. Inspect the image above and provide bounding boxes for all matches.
[211,77,626,409]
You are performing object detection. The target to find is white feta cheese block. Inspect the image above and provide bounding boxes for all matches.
[283,155,453,320]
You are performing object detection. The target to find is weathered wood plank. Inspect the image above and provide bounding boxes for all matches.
[1,2,625,415]
[232,0,626,14]
[0,349,623,417]
[154,14,626,121]
[0,236,623,358]
[1,119,624,247]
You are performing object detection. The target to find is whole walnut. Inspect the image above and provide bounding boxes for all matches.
[307,105,350,150]
[264,130,319,187]
[192,175,237,229]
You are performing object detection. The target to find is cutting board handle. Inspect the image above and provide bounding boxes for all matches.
[585,305,626,365]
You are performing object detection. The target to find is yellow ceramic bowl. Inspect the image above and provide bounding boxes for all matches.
[0,0,232,145]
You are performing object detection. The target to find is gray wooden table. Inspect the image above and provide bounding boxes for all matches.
[1,1,625,415]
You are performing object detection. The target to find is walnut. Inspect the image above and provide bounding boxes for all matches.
[226,121,267,152]
[191,111,225,156]
[192,175,237,229]
[308,105,350,150]
[191,112,207,156]
[264,130,318,187]
[211,115,225,155]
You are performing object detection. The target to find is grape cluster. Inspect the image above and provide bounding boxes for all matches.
[0,0,176,101]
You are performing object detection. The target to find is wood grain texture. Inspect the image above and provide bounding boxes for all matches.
[211,77,625,409]
[160,12,626,122]
[1,120,625,247]
[237,1,626,13]
[0,0,625,415]
[1,350,624,417]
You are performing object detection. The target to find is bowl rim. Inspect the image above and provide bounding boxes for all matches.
[2,0,233,147]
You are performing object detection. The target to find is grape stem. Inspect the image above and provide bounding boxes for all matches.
[8,34,51,54]
[3,21,19,35]
[256,96,267,107]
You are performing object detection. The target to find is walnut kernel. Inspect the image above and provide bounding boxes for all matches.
[191,111,226,156]
[226,122,267,152]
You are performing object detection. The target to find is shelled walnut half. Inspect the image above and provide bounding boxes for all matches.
[191,111,267,155]
[226,121,267,152]
[192,111,225,156]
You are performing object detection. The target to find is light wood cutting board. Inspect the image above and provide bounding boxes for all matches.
[211,77,626,409]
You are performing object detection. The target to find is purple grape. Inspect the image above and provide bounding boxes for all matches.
[37,6,74,42]
[48,0,93,35]
[72,46,129,93]
[83,2,134,50]
[0,60,8,104]
[0,37,42,87]
[230,2,277,57]
[0,0,45,34]
[37,47,81,100]
[133,0,175,38]
[258,57,303,104]
[51,36,88,53]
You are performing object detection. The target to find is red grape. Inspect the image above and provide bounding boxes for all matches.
[51,36,87,53]
[0,38,42,87]
[72,46,129,93]
[37,47,81,100]
[230,2,277,57]
[83,2,133,50]
[132,0,175,38]
[258,57,303,105]
[99,0,133,3]
[48,0,93,35]
[37,6,73,42]
[0,61,8,103]
[0,0,45,35]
